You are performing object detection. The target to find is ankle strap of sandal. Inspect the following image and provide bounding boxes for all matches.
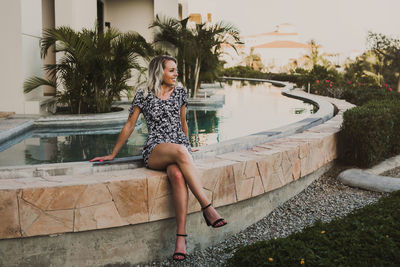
[176,233,187,237]
[201,203,212,211]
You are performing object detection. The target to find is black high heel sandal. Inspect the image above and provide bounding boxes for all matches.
[202,203,227,228]
[173,233,187,261]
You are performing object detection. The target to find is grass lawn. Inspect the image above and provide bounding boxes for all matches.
[227,190,400,266]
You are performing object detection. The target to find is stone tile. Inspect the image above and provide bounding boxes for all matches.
[187,188,212,214]
[74,202,127,232]
[24,210,73,237]
[281,147,299,184]
[21,185,86,211]
[292,158,302,180]
[107,179,148,224]
[156,175,172,198]
[216,150,264,162]
[76,183,113,208]
[257,152,285,192]
[243,160,260,178]
[148,175,171,218]
[47,185,87,210]
[147,176,161,219]
[18,197,41,234]
[21,187,58,210]
[236,176,254,201]
[212,165,236,207]
[149,194,174,221]
[252,175,264,197]
[0,189,21,238]
[46,209,74,227]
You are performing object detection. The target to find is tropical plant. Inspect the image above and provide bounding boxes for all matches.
[242,47,264,71]
[151,15,241,97]
[301,39,331,69]
[24,26,153,114]
[367,32,400,92]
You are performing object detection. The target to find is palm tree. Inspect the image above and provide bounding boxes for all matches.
[302,39,331,69]
[151,16,241,97]
[24,26,153,114]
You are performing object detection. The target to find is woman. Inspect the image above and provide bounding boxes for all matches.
[91,55,227,261]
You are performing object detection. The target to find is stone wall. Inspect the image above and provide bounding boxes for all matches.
[0,92,355,265]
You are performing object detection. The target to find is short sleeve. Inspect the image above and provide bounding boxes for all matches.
[180,87,188,107]
[129,89,144,117]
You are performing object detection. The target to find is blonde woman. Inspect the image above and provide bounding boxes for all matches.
[91,55,226,261]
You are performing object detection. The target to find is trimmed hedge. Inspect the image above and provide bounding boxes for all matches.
[341,87,400,106]
[226,191,400,267]
[340,99,400,167]
[220,66,300,84]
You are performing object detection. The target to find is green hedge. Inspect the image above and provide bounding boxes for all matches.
[339,99,400,167]
[227,191,400,267]
[341,87,400,106]
[220,66,300,83]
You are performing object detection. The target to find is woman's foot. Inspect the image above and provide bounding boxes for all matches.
[173,234,187,261]
[202,203,227,228]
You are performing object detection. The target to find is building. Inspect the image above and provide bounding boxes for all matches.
[0,0,187,115]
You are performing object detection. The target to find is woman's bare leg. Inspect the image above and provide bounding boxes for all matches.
[148,143,226,226]
[167,164,188,259]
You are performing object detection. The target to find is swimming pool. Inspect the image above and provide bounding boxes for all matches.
[0,82,314,166]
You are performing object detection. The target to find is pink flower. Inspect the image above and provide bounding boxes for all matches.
[358,82,361,86]
[329,84,333,87]
[326,80,329,83]
[389,88,392,92]
[348,81,351,85]
[316,80,319,84]
[384,84,388,87]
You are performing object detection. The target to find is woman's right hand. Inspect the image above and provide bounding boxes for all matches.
[89,154,115,162]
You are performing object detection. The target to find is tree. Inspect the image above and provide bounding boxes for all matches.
[343,50,384,87]
[243,48,264,71]
[367,32,400,92]
[24,26,152,114]
[301,39,331,69]
[151,15,241,97]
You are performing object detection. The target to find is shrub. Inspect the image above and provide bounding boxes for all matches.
[341,86,400,106]
[227,191,400,267]
[339,99,400,167]
[220,66,300,83]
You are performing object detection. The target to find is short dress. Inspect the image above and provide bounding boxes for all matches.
[129,86,192,167]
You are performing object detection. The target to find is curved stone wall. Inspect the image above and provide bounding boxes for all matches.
[0,86,355,266]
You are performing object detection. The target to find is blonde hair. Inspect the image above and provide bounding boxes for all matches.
[144,55,177,97]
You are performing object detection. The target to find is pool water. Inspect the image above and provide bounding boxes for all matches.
[0,82,314,166]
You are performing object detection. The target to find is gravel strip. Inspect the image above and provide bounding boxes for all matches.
[120,164,387,267]
[380,166,400,178]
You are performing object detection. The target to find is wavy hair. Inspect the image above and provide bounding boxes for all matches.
[144,55,177,98]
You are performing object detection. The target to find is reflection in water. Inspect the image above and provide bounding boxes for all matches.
[0,82,314,166]
[188,110,219,147]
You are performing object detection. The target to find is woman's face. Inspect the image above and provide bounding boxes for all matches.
[162,60,178,87]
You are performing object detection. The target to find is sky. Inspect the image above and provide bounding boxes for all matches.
[191,0,400,54]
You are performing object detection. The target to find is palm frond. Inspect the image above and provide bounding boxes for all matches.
[23,77,57,93]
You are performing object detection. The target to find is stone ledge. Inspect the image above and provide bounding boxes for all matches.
[0,111,345,240]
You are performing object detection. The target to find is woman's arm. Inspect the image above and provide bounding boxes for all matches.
[90,106,141,162]
[180,105,199,152]
[180,105,189,138]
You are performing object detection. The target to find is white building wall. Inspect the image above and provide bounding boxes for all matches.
[0,0,24,113]
[21,0,44,105]
[154,0,178,19]
[55,0,97,30]
[104,0,155,41]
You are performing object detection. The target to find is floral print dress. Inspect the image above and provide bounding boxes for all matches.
[129,86,192,167]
